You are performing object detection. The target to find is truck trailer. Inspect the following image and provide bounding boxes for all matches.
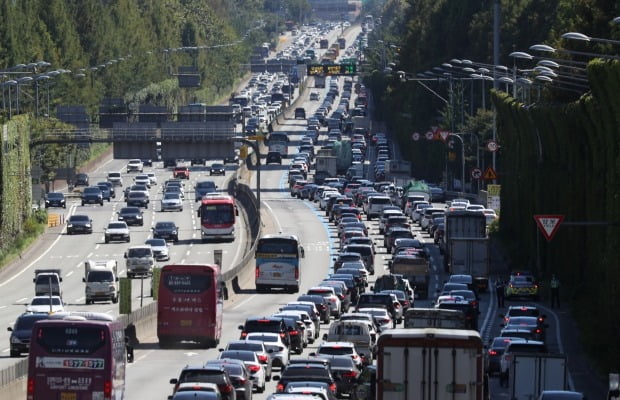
[509,353,568,400]
[376,328,485,400]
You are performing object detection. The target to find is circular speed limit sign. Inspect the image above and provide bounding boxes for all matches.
[425,131,434,140]
[471,168,483,179]
[487,140,499,152]
[412,132,420,141]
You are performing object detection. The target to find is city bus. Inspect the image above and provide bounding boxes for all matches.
[255,234,304,293]
[268,131,290,158]
[157,264,224,348]
[197,194,238,242]
[27,312,126,400]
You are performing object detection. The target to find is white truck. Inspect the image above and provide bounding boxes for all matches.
[82,260,119,304]
[124,245,155,278]
[315,155,337,179]
[376,328,485,400]
[33,269,63,298]
[322,320,375,362]
[509,353,568,400]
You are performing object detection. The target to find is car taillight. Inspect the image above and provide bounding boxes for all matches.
[104,380,112,399]
[27,378,34,398]
[237,378,247,384]
[255,268,260,279]
[280,332,285,338]
[258,354,268,363]
[248,365,261,373]
[240,332,248,338]
[381,318,391,324]
[352,354,359,360]
[343,371,358,378]
[277,383,285,392]
[488,349,498,356]
[219,384,233,394]
[320,304,327,310]
[290,330,299,336]
[329,383,337,393]
[338,294,344,300]
[535,328,542,334]
[394,303,400,308]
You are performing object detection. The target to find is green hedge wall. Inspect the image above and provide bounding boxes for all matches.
[0,115,33,254]
[494,59,620,373]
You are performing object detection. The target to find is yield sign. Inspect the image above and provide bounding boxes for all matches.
[439,130,450,141]
[534,215,565,242]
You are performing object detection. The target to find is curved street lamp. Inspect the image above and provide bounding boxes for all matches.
[562,32,620,46]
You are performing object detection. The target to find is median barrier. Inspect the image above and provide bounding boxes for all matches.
[47,213,61,227]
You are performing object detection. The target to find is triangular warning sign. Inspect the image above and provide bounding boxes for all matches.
[439,130,450,141]
[534,215,565,241]
[483,167,497,180]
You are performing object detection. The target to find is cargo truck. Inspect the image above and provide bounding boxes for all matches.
[388,254,430,299]
[441,210,489,291]
[315,155,337,181]
[508,353,568,400]
[33,269,63,298]
[314,75,326,88]
[376,328,485,400]
[334,139,352,175]
[82,260,119,304]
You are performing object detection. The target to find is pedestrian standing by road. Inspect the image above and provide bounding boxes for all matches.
[550,274,561,308]
[495,279,505,308]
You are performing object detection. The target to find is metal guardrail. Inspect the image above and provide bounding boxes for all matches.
[0,359,27,388]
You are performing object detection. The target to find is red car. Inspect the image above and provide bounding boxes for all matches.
[173,166,190,179]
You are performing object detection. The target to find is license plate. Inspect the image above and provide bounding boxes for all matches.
[61,393,77,400]
[180,320,192,327]
[272,272,281,278]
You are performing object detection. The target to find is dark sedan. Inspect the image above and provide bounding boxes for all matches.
[317,355,361,397]
[66,214,93,234]
[210,163,226,176]
[273,363,337,395]
[45,192,66,208]
[126,191,149,208]
[152,221,179,242]
[117,207,144,226]
[81,187,104,206]
[75,173,89,186]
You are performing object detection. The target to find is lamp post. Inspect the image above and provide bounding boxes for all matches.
[448,133,465,193]
[561,31,620,47]
[4,80,16,118]
[16,76,33,115]
[35,75,49,117]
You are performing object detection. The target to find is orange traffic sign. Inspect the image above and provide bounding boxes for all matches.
[483,167,497,180]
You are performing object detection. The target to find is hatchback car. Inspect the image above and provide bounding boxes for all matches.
[224,340,273,381]
[153,221,179,242]
[170,365,235,400]
[66,214,93,234]
[245,332,290,370]
[218,350,266,393]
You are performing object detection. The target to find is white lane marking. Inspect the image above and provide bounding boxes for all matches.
[262,201,283,232]
[232,295,256,311]
[1,348,9,353]
[16,297,28,303]
[75,297,85,303]
[66,271,74,277]
[0,306,6,309]
[74,262,82,269]
[131,349,155,363]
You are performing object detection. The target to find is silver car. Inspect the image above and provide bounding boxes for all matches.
[245,332,289,370]
[145,238,169,261]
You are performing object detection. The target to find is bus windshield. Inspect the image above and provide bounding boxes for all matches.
[35,326,106,355]
[257,238,298,254]
[201,204,234,225]
[163,273,213,294]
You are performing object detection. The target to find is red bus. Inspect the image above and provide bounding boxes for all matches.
[157,264,224,348]
[27,312,126,400]
[197,194,238,242]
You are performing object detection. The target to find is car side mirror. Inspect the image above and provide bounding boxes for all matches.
[272,375,280,381]
[309,352,317,357]
[124,253,128,259]
[169,378,178,385]
[7,326,13,332]
[238,325,244,330]
[322,333,328,340]
[499,323,505,327]
[82,278,86,283]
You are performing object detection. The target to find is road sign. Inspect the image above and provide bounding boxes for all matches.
[425,131,434,140]
[439,130,450,141]
[307,63,357,76]
[487,140,498,152]
[471,168,482,179]
[483,167,498,180]
[534,214,565,242]
[412,132,420,141]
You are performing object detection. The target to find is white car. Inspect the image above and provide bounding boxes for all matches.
[358,307,393,333]
[483,208,498,224]
[27,296,64,313]
[107,171,123,187]
[319,191,340,211]
[146,172,157,185]
[245,332,290,370]
[161,192,183,212]
[145,238,169,261]
[104,221,130,243]
[126,159,144,173]
[307,286,341,317]
[134,174,151,188]
[218,350,266,392]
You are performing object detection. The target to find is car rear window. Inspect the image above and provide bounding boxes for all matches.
[179,370,225,384]
[319,346,353,356]
[283,366,330,378]
[244,319,282,333]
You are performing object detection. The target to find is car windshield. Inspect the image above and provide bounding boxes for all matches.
[87,271,114,282]
[108,223,126,229]
[69,215,89,222]
[319,346,353,356]
[219,351,255,362]
[84,188,100,194]
[121,208,139,215]
[155,222,175,229]
[128,248,152,257]
[15,315,49,330]
[109,173,121,178]
[31,297,61,306]
[164,193,180,200]
[129,192,144,198]
[212,164,224,169]
[196,181,216,189]
[146,239,166,247]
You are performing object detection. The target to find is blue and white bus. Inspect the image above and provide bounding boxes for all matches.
[255,234,304,293]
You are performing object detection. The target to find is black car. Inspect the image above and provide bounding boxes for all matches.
[96,183,112,202]
[8,313,52,357]
[356,293,398,321]
[206,360,253,400]
[45,192,66,208]
[117,207,144,226]
[273,363,337,395]
[209,163,226,176]
[297,294,331,324]
[170,364,235,400]
[294,107,306,119]
[266,151,282,165]
[75,173,89,186]
[195,180,218,202]
[152,221,179,242]
[239,316,291,348]
[81,187,104,206]
[223,155,239,164]
[97,181,116,198]
[66,214,93,234]
[141,158,153,167]
[316,354,361,397]
[126,191,149,208]
[276,316,306,354]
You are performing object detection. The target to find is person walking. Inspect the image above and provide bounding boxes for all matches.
[495,279,505,308]
[550,274,561,308]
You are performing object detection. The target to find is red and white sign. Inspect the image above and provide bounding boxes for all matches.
[412,132,420,141]
[487,140,499,152]
[439,130,450,141]
[425,131,434,140]
[533,215,565,242]
[471,168,482,179]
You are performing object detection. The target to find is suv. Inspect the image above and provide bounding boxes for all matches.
[75,173,89,186]
[124,245,155,278]
[239,317,291,348]
[170,364,236,400]
[173,166,190,179]
[107,171,123,186]
[195,180,218,202]
[126,191,149,208]
[117,207,144,226]
[96,182,112,202]
[266,151,282,165]
[81,187,104,206]
[126,159,144,173]
[294,107,306,119]
[8,313,52,357]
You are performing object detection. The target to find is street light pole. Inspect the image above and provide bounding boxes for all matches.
[448,133,465,193]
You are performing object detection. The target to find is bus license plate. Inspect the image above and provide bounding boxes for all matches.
[180,320,192,327]
[272,272,281,277]
[61,393,77,400]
